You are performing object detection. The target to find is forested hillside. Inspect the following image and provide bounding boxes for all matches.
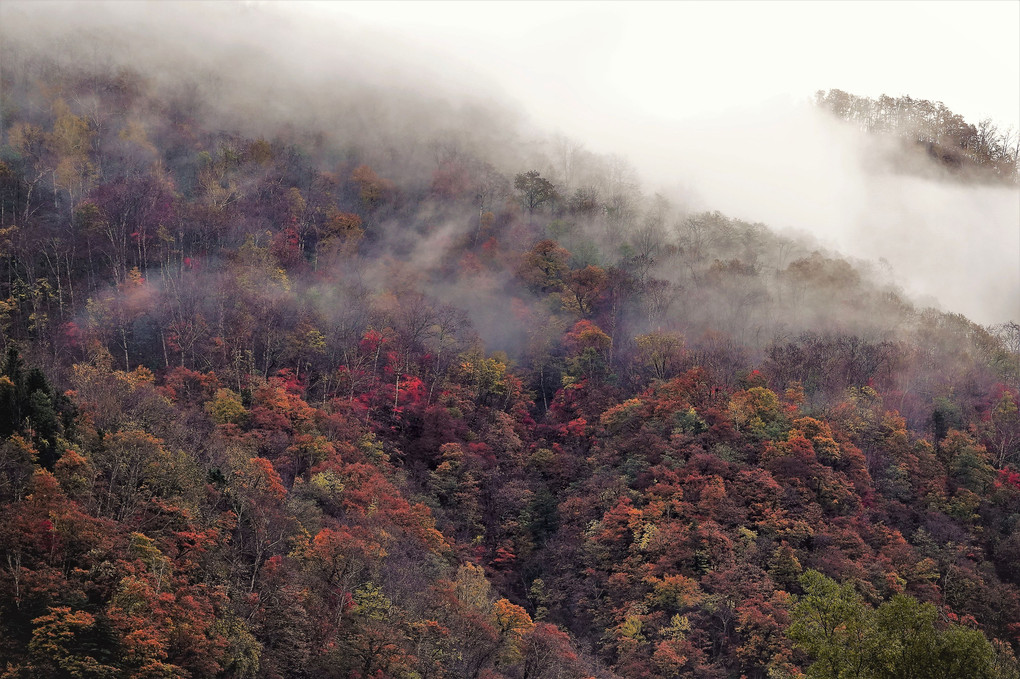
[815,89,1020,182]
[1,12,1020,679]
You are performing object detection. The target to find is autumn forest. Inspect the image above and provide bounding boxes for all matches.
[1,6,1020,679]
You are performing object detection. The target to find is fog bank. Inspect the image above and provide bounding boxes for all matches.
[621,102,1020,325]
[3,0,1017,325]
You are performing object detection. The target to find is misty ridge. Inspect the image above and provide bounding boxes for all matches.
[1,1,1017,418]
[8,0,1013,329]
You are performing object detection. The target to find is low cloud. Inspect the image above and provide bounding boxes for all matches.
[4,1,1016,326]
[611,102,1019,325]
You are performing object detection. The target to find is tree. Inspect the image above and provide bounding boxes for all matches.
[563,320,612,385]
[789,570,1000,679]
[90,428,195,522]
[519,239,571,294]
[20,606,119,678]
[521,622,583,679]
[564,265,607,317]
[514,171,557,212]
[982,388,1020,467]
[318,208,364,262]
[871,594,996,679]
[227,456,291,592]
[350,164,393,211]
[634,331,685,382]
[788,570,874,679]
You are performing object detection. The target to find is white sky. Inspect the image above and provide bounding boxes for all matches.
[298,1,1020,146]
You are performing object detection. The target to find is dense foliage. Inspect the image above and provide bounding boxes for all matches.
[1,28,1019,679]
